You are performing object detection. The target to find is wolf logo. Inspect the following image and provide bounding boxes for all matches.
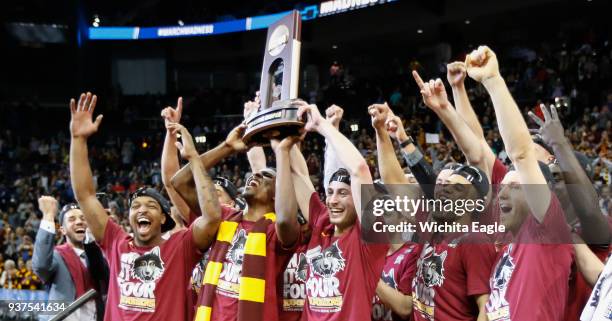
[132,247,165,283]
[296,252,309,282]
[310,241,346,278]
[493,246,515,290]
[381,268,397,288]
[226,229,247,266]
[422,250,447,287]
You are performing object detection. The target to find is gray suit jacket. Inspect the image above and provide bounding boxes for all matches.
[32,228,78,320]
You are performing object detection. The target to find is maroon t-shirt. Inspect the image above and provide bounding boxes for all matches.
[412,234,496,321]
[280,245,308,321]
[485,196,574,321]
[301,192,389,321]
[372,242,421,321]
[99,220,201,321]
[210,207,293,321]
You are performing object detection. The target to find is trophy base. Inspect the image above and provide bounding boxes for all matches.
[243,99,305,146]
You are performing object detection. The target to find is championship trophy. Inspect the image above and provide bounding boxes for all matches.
[243,10,304,145]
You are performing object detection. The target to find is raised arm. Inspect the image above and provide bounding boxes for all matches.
[273,136,302,247]
[386,114,436,197]
[171,125,248,214]
[244,96,267,173]
[289,144,315,222]
[169,123,222,250]
[323,105,345,191]
[69,92,109,241]
[412,71,489,174]
[161,97,191,223]
[369,103,408,184]
[447,62,496,177]
[32,196,60,282]
[467,46,549,221]
[529,105,610,243]
[572,239,605,287]
[297,102,372,220]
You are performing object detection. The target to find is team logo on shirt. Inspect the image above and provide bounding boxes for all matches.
[132,247,165,283]
[309,242,346,278]
[217,229,248,298]
[486,244,515,321]
[381,269,397,288]
[421,250,447,287]
[296,253,309,282]
[283,252,308,312]
[117,246,166,312]
[413,245,448,320]
[226,229,247,265]
[373,268,398,321]
[303,241,346,313]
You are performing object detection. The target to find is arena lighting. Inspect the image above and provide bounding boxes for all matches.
[141,141,148,149]
[417,28,423,34]
[88,0,397,40]
[195,135,207,144]
[350,123,359,132]
[178,20,184,26]
[464,19,470,24]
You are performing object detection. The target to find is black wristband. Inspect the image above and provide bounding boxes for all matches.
[399,136,414,148]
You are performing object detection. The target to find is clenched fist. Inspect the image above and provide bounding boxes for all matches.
[38,196,59,221]
[465,46,501,83]
[325,104,344,129]
[447,62,467,87]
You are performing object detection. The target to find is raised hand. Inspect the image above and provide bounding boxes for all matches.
[296,101,326,132]
[368,103,390,131]
[224,123,248,152]
[386,115,409,142]
[528,104,566,147]
[161,97,183,129]
[244,91,261,120]
[325,104,344,129]
[167,123,198,161]
[412,71,451,113]
[70,92,103,139]
[447,61,467,87]
[38,196,58,221]
[465,45,501,83]
[272,135,303,153]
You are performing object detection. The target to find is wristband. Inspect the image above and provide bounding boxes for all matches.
[399,136,414,148]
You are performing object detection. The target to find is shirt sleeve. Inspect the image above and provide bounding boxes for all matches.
[39,220,55,234]
[180,225,203,270]
[97,219,127,257]
[308,192,328,231]
[396,244,421,295]
[520,195,572,243]
[462,242,496,297]
[356,220,390,294]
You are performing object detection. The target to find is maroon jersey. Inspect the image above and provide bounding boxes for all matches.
[210,207,293,321]
[372,242,421,321]
[301,193,389,321]
[412,234,496,321]
[99,220,201,321]
[486,196,574,321]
